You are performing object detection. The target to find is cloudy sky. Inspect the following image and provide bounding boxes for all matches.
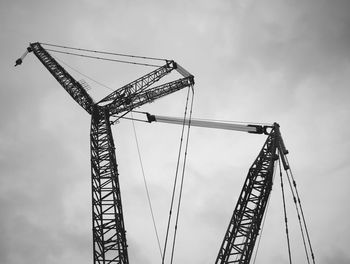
[1,0,350,263]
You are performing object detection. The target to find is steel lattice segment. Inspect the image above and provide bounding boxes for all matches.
[107,76,194,116]
[30,42,95,114]
[215,125,280,264]
[98,61,177,106]
[91,108,129,264]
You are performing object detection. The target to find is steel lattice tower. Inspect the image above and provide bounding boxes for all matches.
[215,124,281,264]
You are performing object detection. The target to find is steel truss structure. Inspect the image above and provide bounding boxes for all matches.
[215,124,284,264]
[18,42,297,264]
[90,109,129,263]
[22,42,194,264]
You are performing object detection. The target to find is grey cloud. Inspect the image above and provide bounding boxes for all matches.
[1,0,350,263]
[233,0,350,81]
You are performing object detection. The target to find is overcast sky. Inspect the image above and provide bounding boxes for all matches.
[1,0,350,263]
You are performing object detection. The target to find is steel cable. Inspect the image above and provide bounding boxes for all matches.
[130,112,163,260]
[279,157,293,264]
[45,48,162,67]
[284,169,311,264]
[170,86,194,264]
[162,85,193,264]
[287,158,315,264]
[40,42,167,61]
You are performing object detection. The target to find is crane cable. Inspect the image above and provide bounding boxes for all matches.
[162,85,194,264]
[279,156,293,264]
[286,155,316,264]
[170,85,194,264]
[130,112,163,260]
[284,169,310,263]
[40,42,168,62]
[45,48,162,67]
[284,155,315,264]
[41,42,165,67]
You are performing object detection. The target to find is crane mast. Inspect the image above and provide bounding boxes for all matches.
[215,123,286,264]
[17,42,194,264]
[90,108,128,263]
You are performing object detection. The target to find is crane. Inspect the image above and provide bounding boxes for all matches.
[16,42,314,264]
[16,42,194,264]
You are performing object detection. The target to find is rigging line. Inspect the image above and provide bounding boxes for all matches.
[279,157,293,264]
[284,165,315,264]
[45,48,162,67]
[40,42,168,61]
[53,55,115,92]
[130,112,163,260]
[283,166,310,264]
[112,115,150,123]
[111,107,143,125]
[111,111,132,125]
[161,85,192,264]
[170,85,194,264]
[131,110,148,114]
[284,156,315,264]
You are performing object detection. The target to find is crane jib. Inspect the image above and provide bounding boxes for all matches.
[146,113,273,135]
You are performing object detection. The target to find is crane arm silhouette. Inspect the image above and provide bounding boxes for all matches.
[215,124,291,264]
[17,42,194,116]
[99,60,179,105]
[22,42,95,114]
[97,58,194,116]
[107,76,194,116]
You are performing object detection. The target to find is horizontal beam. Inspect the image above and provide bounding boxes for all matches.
[146,114,273,135]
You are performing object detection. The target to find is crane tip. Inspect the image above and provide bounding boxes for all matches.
[14,58,22,67]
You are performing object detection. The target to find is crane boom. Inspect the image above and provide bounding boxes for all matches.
[107,76,194,116]
[99,60,177,105]
[215,123,286,264]
[29,42,95,114]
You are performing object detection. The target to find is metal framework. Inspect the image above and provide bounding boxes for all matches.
[215,124,281,264]
[22,42,194,264]
[18,42,297,264]
[90,108,129,263]
[29,43,95,114]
